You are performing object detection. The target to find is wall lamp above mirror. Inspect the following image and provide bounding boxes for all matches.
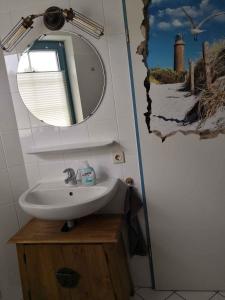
[0,6,104,52]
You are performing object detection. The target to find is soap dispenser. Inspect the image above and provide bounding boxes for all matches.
[79,161,96,186]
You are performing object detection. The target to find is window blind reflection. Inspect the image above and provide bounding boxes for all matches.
[17,71,72,126]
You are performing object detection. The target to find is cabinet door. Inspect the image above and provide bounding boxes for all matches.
[18,244,115,300]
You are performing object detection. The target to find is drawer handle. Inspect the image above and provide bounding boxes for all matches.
[56,268,80,288]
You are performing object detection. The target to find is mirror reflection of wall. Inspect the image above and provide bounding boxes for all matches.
[17,32,105,127]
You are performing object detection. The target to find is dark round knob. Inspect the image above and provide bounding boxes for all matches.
[56,268,80,288]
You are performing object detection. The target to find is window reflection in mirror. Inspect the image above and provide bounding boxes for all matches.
[17,33,105,127]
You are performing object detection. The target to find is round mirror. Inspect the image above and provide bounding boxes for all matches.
[17,32,105,127]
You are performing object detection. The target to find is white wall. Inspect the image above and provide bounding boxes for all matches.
[2,0,151,292]
[126,0,225,291]
[0,50,29,299]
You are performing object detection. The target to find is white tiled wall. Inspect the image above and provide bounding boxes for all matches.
[1,0,151,293]
[4,0,142,191]
[0,50,29,299]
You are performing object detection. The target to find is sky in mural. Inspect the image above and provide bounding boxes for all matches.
[147,0,225,69]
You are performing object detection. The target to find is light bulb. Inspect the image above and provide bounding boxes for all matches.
[0,16,34,52]
[63,9,104,39]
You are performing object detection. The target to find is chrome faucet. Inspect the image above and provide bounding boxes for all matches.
[63,168,77,184]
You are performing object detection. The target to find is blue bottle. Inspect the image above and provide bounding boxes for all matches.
[79,161,96,186]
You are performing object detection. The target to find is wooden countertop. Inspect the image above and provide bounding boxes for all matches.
[9,214,123,245]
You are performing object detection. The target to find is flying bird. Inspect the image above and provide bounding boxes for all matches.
[182,7,225,41]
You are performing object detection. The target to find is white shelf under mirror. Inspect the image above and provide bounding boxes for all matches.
[27,140,116,155]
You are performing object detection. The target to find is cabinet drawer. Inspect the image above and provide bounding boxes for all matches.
[18,244,115,300]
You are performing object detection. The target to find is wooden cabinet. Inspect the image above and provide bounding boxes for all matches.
[9,215,133,300]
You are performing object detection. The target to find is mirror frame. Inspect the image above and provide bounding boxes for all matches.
[17,30,107,127]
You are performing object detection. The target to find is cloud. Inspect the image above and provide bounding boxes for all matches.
[157,21,171,30]
[158,6,200,19]
[152,0,168,6]
[200,0,210,10]
[150,15,155,26]
[172,19,183,28]
[157,19,188,31]
[154,0,223,32]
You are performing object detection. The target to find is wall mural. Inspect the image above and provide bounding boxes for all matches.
[139,0,225,141]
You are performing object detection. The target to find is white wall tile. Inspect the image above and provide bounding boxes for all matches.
[0,47,28,299]
[0,137,7,170]
[11,93,30,130]
[103,0,125,36]
[0,52,17,133]
[0,169,14,205]
[44,0,70,11]
[122,154,141,187]
[87,119,119,142]
[1,285,22,300]
[0,244,22,300]
[25,163,40,187]
[0,203,19,244]
[19,129,36,164]
[2,131,24,167]
[59,123,89,144]
[32,126,60,147]
[129,256,152,288]
[1,131,24,167]
[10,6,46,26]
[29,112,48,128]
[0,2,11,15]
[36,152,65,166]
[8,165,28,202]
[107,34,133,119]
[117,116,137,155]
[0,93,18,133]
[63,149,91,171]
[4,54,19,94]
[14,202,31,228]
[89,152,123,179]
[39,161,65,180]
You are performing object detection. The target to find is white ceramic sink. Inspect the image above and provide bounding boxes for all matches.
[19,178,119,221]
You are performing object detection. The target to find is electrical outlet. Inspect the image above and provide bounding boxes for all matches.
[113,151,125,164]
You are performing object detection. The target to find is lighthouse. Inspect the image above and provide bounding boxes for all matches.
[174,34,185,73]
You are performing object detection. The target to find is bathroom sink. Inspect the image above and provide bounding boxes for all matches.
[19,178,119,221]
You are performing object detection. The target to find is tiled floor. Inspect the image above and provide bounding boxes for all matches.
[131,289,225,300]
